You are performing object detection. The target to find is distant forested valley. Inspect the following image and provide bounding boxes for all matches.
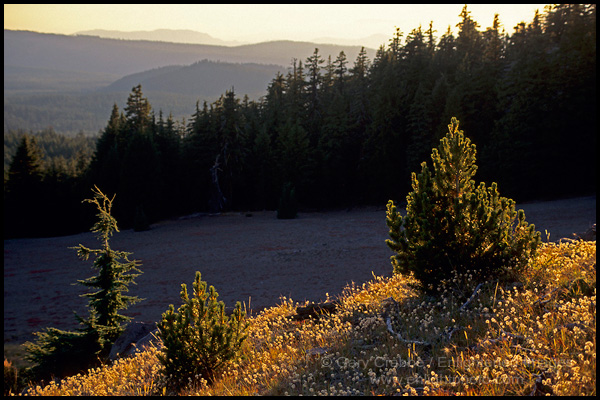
[4,4,596,238]
[4,29,376,135]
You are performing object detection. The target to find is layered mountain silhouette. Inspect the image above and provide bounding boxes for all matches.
[75,28,389,49]
[75,29,247,47]
[5,30,375,77]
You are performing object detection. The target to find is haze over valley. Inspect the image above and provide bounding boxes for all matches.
[74,28,391,49]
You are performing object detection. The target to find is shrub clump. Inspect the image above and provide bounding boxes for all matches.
[134,204,150,232]
[157,271,249,391]
[277,182,298,219]
[386,117,540,293]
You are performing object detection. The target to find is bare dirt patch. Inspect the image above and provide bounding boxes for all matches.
[4,196,596,348]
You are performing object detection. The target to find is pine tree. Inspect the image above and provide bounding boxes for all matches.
[250,127,276,210]
[183,100,217,213]
[456,4,483,69]
[348,46,371,137]
[285,58,306,123]
[157,271,249,390]
[72,185,144,340]
[6,135,44,189]
[276,118,311,201]
[25,186,143,380]
[334,51,348,92]
[306,48,324,105]
[216,88,247,209]
[386,118,540,294]
[124,84,152,135]
[155,111,183,217]
[88,103,126,200]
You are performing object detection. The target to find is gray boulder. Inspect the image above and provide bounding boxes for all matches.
[574,224,596,241]
[108,322,158,361]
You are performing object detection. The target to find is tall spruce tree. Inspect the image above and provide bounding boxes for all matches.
[386,118,540,294]
[73,185,144,338]
[124,84,152,135]
[25,186,143,380]
[88,103,126,201]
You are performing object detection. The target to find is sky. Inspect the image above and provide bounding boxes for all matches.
[5,4,549,45]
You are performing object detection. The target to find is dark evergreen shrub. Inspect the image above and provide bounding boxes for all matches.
[134,204,150,232]
[22,326,101,381]
[386,118,541,293]
[277,182,298,219]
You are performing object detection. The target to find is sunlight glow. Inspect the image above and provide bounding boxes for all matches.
[5,4,549,46]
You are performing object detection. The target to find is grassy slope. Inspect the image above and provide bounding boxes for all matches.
[14,240,596,396]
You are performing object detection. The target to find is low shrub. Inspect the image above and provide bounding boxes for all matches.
[277,182,298,219]
[157,271,249,391]
[4,359,19,396]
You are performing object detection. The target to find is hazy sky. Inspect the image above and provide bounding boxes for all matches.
[5,4,549,44]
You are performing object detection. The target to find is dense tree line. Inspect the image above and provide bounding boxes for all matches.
[4,4,596,238]
[4,128,96,176]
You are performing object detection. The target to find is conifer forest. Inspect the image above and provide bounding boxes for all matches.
[4,4,596,238]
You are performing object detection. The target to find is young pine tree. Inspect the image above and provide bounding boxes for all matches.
[386,117,540,294]
[25,186,143,380]
[157,271,249,391]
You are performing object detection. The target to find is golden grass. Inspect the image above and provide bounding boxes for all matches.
[15,240,595,396]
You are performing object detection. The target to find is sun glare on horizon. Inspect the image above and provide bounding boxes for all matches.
[5,4,549,45]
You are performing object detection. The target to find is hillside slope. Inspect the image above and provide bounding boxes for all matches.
[102,60,285,99]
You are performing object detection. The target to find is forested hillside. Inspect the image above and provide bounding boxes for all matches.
[101,60,285,99]
[4,4,596,238]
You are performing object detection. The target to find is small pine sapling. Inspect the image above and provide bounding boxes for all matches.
[386,118,540,294]
[157,271,249,391]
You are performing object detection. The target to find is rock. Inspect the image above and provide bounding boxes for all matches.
[574,224,596,241]
[380,296,398,309]
[291,300,340,321]
[108,322,157,361]
[132,329,162,353]
[306,347,330,357]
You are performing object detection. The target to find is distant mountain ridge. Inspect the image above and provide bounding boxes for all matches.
[4,30,376,77]
[74,28,390,49]
[75,28,247,47]
[311,33,389,49]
